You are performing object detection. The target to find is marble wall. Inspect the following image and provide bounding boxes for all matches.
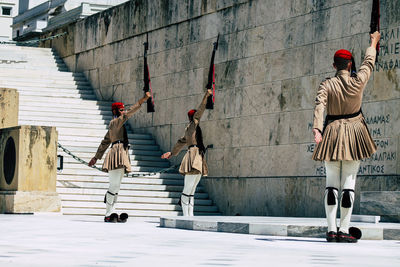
[41,0,400,216]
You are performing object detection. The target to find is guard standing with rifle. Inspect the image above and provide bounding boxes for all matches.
[161,36,219,216]
[311,27,380,242]
[88,34,155,223]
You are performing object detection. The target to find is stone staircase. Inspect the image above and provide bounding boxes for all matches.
[0,44,219,217]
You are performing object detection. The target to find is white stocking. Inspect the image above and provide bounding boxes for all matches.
[105,168,124,216]
[339,160,359,234]
[182,174,201,216]
[325,161,341,232]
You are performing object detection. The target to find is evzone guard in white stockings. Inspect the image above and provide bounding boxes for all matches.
[312,31,381,242]
[89,92,151,222]
[161,90,212,216]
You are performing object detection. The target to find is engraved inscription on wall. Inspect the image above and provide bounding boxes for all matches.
[375,26,400,71]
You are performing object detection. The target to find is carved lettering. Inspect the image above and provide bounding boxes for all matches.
[358,164,385,175]
[0,59,28,64]
[364,114,390,124]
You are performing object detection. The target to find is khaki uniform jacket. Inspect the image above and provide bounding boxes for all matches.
[171,92,210,175]
[95,101,142,173]
[312,47,377,161]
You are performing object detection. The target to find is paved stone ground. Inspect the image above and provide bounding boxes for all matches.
[0,214,399,267]
[160,216,400,240]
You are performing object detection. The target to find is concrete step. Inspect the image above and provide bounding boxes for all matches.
[19,95,110,106]
[58,175,182,185]
[56,131,151,140]
[0,77,88,85]
[19,120,109,129]
[59,194,213,205]
[0,77,88,86]
[58,143,161,153]
[62,162,167,172]
[56,188,208,198]
[0,64,68,71]
[19,106,112,116]
[17,90,93,98]
[59,145,162,155]
[57,135,155,144]
[20,116,109,126]
[19,101,111,111]
[56,181,204,193]
[60,208,219,217]
[130,150,163,156]
[0,58,65,65]
[0,45,54,52]
[18,92,96,100]
[58,165,165,175]
[57,171,182,180]
[62,157,169,167]
[59,152,168,164]
[19,110,112,119]
[57,140,159,150]
[0,69,83,79]
[159,216,400,240]
[61,201,219,212]
[3,82,91,90]
[15,87,93,96]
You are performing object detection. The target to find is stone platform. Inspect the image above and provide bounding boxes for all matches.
[160,216,400,240]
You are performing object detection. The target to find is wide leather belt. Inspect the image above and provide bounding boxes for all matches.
[111,140,123,147]
[323,109,362,133]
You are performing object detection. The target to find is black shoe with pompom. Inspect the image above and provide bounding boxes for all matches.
[326,231,338,242]
[118,213,128,223]
[337,231,358,243]
[104,213,118,223]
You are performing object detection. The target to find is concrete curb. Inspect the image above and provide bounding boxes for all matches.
[160,216,400,240]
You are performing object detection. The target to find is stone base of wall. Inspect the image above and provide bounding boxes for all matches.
[361,191,400,222]
[0,191,61,213]
[201,176,400,217]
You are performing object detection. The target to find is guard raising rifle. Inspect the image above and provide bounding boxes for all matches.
[161,90,212,216]
[312,31,381,243]
[88,93,151,223]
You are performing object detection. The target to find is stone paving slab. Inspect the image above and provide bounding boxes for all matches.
[160,216,400,240]
[1,214,400,266]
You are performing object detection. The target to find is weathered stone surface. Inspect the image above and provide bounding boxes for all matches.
[0,88,18,129]
[360,191,400,221]
[0,191,61,213]
[218,222,249,234]
[175,219,194,230]
[0,126,58,192]
[41,0,400,216]
[249,223,287,236]
[287,225,326,238]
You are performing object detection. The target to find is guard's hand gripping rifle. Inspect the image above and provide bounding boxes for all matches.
[370,0,380,62]
[206,35,219,110]
[143,34,155,113]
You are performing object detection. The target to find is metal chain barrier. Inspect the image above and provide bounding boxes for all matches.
[57,142,178,177]
[0,32,68,45]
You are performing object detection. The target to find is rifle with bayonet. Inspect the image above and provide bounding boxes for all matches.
[206,35,219,110]
[370,0,380,62]
[143,34,155,113]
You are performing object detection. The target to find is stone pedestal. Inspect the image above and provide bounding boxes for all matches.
[0,125,61,213]
[0,88,18,128]
[360,191,400,223]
